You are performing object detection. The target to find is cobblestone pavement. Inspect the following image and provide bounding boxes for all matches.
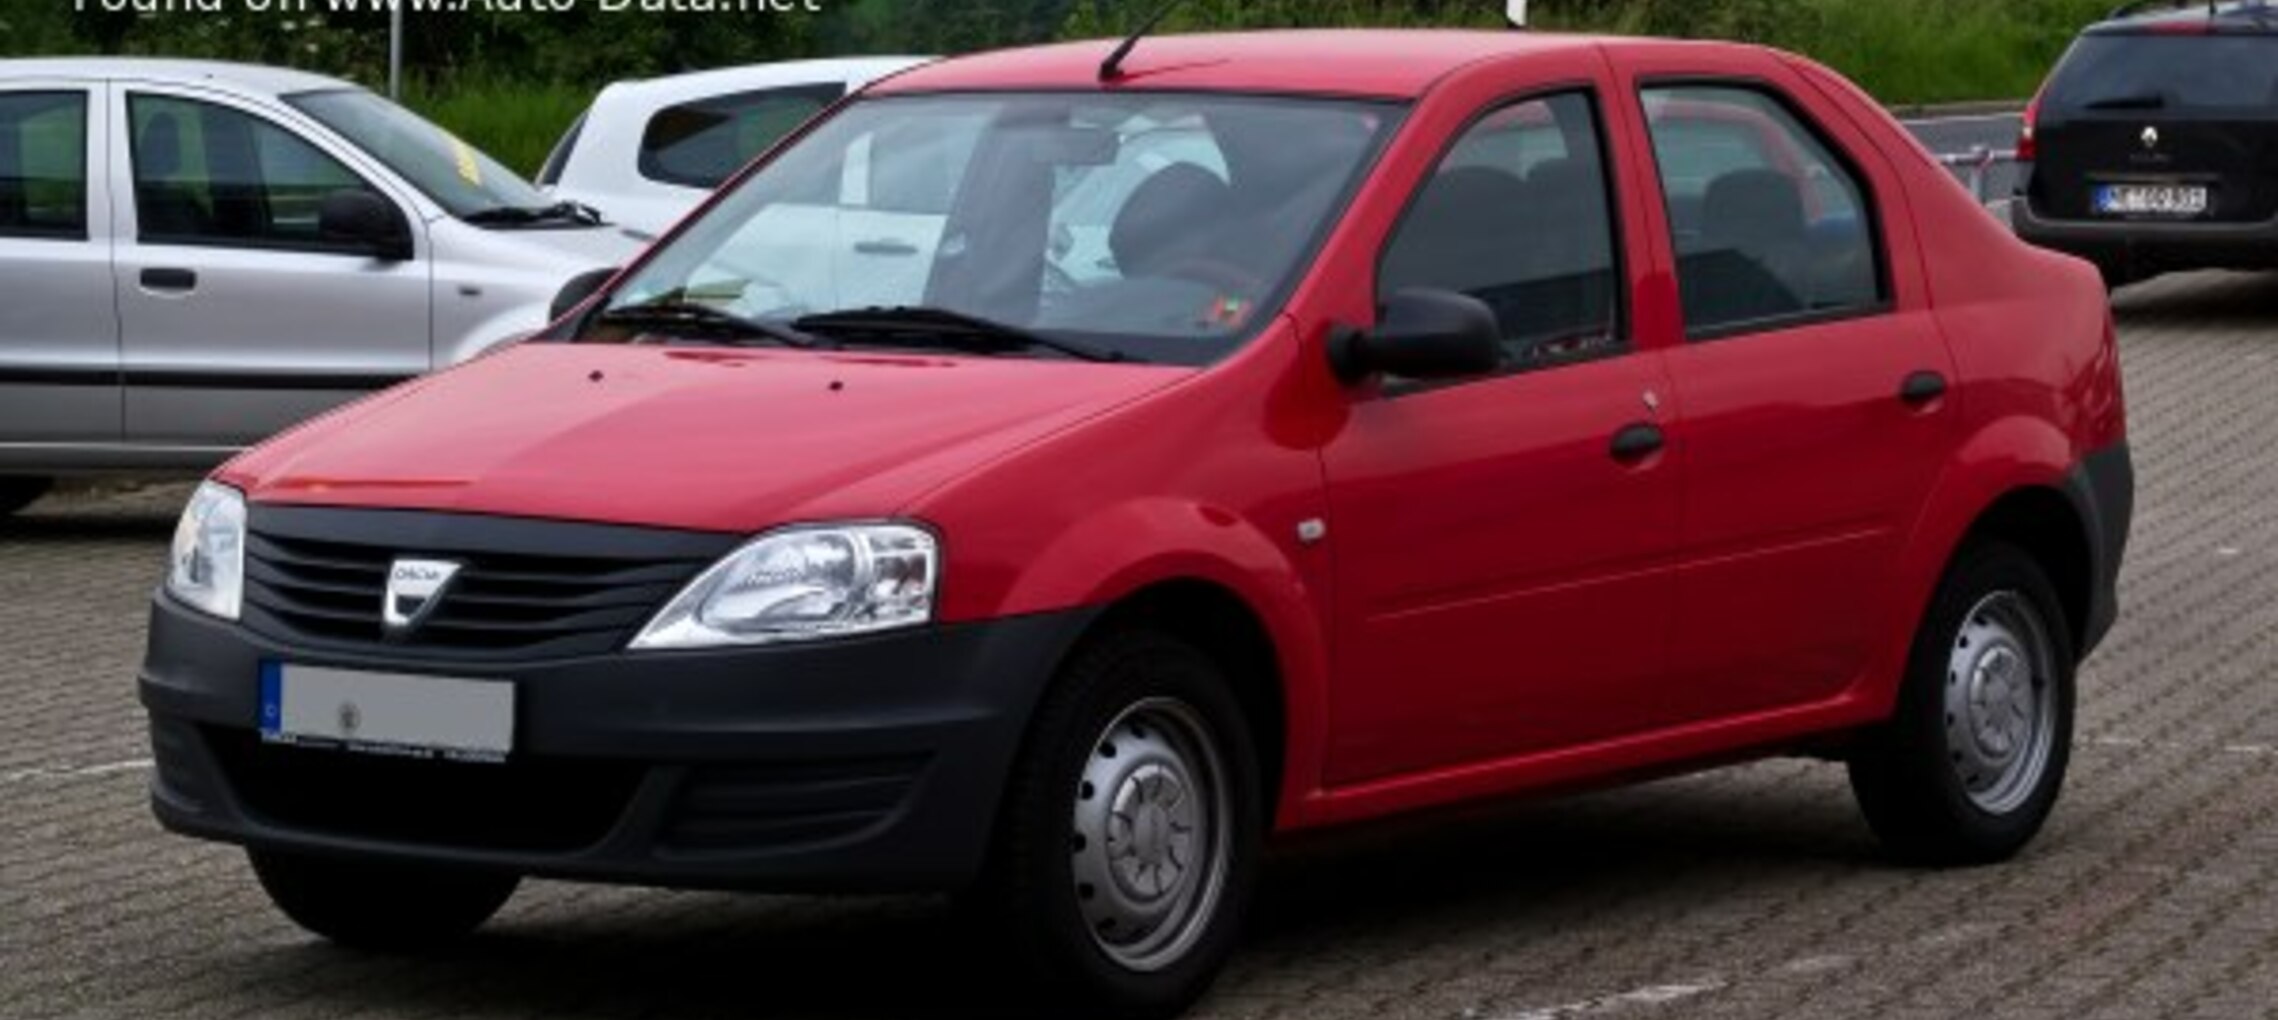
[5,271,2276,1020]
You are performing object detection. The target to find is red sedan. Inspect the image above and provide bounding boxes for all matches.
[143,29,2130,1019]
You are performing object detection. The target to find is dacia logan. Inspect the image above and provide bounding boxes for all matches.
[141,30,2132,1019]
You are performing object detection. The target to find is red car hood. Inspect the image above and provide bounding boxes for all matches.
[221,344,1188,533]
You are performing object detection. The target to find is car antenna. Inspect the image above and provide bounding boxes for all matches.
[1099,0,1189,82]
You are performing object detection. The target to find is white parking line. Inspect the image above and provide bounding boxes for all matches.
[1485,980,1728,1020]
[0,758,153,786]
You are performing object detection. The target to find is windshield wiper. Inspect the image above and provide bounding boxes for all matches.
[596,301,823,349]
[792,306,1127,363]
[464,200,606,227]
[2085,92,2167,111]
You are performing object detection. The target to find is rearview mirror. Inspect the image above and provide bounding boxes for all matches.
[1329,289,1504,384]
[318,189,412,261]
[550,266,619,322]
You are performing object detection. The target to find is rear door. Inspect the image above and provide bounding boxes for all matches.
[1613,50,1959,722]
[2029,32,2278,224]
[110,86,430,449]
[0,82,118,447]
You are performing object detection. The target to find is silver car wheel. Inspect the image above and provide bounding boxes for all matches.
[1070,697,1231,974]
[1944,591,2058,815]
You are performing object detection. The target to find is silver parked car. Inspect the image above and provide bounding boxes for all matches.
[0,59,646,515]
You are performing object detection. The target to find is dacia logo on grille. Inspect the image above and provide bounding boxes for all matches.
[383,558,463,639]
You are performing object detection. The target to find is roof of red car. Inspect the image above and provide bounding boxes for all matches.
[869,30,1615,100]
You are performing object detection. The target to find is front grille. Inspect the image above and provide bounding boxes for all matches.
[240,505,739,660]
[206,727,647,852]
[660,755,929,854]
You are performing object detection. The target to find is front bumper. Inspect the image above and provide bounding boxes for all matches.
[140,595,1096,893]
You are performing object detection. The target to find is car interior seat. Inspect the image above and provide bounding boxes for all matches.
[1379,165,1533,343]
[1688,167,1810,326]
[135,113,214,239]
[1108,162,1237,281]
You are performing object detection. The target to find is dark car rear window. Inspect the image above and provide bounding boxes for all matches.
[2046,35,2278,114]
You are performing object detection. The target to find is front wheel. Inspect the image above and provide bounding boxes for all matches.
[968,629,1262,1020]
[249,849,518,952]
[0,477,52,516]
[1849,541,2075,865]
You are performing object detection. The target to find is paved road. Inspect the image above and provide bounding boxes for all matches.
[6,270,2277,1020]
[1906,112,2025,204]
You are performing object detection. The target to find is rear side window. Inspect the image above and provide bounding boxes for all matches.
[0,91,88,240]
[640,84,843,189]
[1379,92,1624,372]
[1641,85,1884,338]
[2045,35,2278,114]
[130,94,380,251]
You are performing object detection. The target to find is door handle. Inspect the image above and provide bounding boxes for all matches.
[853,239,920,257]
[140,268,198,293]
[1899,370,1949,407]
[1610,422,1666,464]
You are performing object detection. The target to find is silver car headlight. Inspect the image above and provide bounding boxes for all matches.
[630,523,937,650]
[166,482,247,621]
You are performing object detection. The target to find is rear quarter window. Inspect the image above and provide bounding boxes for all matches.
[640,83,844,189]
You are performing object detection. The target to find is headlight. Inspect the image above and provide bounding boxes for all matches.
[630,523,937,650]
[166,482,247,621]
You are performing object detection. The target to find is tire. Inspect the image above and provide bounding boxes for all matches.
[968,628,1263,1020]
[1849,541,2075,866]
[249,849,518,952]
[0,477,52,516]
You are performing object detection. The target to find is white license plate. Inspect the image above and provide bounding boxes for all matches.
[2095,184,2209,217]
[259,663,514,763]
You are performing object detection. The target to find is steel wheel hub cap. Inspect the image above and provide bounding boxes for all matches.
[1071,698,1230,973]
[1944,591,2057,815]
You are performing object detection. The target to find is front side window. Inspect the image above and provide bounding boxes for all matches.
[0,91,88,240]
[1380,92,1623,372]
[593,93,1398,366]
[1642,85,1884,337]
[640,84,844,189]
[130,94,376,251]
[285,88,546,219]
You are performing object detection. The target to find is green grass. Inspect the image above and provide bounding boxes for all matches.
[400,78,593,180]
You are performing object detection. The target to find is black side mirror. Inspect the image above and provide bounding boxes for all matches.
[318,189,413,261]
[550,266,619,323]
[1328,288,1503,384]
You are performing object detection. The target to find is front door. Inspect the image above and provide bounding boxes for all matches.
[111,88,430,450]
[1322,90,1682,785]
[0,83,118,449]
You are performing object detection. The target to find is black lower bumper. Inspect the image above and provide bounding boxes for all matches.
[2064,442,2133,658]
[2014,199,2278,278]
[140,596,1096,893]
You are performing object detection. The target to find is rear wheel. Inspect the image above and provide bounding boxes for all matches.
[249,849,518,952]
[969,628,1262,1020]
[0,477,52,516]
[1849,541,2075,865]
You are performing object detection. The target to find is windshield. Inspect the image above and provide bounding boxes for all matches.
[586,92,1398,365]
[2046,35,2278,114]
[285,89,551,218]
